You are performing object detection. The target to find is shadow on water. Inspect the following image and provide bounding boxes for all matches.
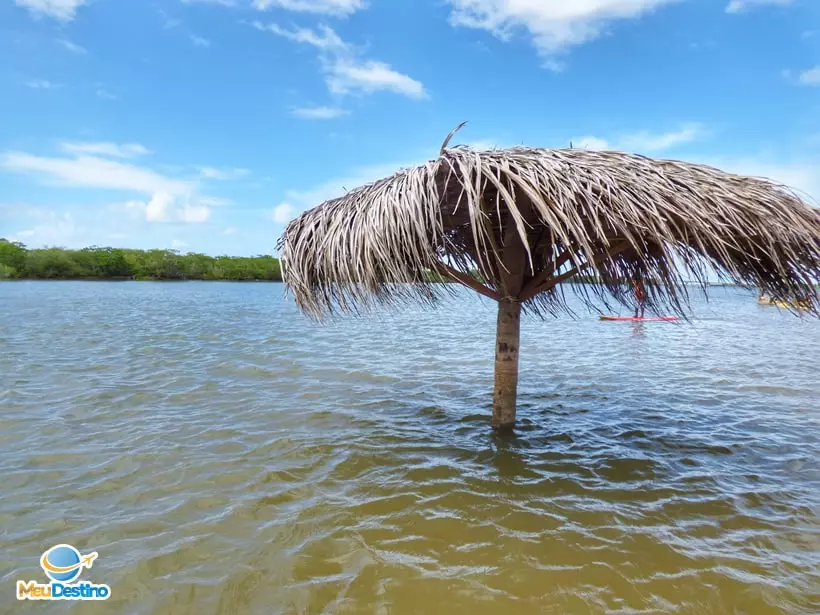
[486,430,537,480]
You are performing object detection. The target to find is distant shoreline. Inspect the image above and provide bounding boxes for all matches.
[0,242,785,288]
[0,241,283,282]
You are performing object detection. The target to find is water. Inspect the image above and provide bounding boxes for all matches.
[0,281,818,614]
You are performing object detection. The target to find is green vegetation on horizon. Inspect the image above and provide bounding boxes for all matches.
[2,240,797,288]
[0,239,282,281]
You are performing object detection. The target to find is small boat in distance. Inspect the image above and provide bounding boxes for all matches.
[758,293,812,311]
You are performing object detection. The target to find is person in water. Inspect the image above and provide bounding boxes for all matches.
[633,274,647,318]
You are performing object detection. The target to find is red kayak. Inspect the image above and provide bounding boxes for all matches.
[599,315,680,322]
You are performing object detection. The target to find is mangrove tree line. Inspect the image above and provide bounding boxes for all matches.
[0,239,282,281]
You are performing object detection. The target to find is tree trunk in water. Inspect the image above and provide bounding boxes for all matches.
[492,299,521,431]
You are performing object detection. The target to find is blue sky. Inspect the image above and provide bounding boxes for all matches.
[1,0,818,256]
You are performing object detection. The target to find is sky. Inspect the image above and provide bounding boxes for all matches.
[1,0,818,256]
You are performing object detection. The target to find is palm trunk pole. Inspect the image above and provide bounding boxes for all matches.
[492,299,521,431]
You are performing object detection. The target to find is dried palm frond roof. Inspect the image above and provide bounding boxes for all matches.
[278,142,820,320]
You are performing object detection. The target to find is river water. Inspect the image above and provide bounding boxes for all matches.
[0,281,818,614]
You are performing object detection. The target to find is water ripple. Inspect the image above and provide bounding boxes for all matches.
[0,282,818,614]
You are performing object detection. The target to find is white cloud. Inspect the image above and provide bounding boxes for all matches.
[160,10,182,29]
[447,0,680,68]
[0,152,216,225]
[253,0,365,16]
[222,226,239,235]
[570,123,705,154]
[279,159,421,217]
[14,0,88,21]
[291,105,350,119]
[199,167,250,180]
[725,0,792,13]
[798,66,820,86]
[171,239,188,249]
[125,193,212,224]
[572,136,610,150]
[57,39,87,54]
[200,196,234,206]
[619,123,704,152]
[328,59,427,98]
[190,35,211,47]
[181,0,236,5]
[1,143,249,227]
[272,202,296,224]
[254,22,427,99]
[461,138,507,150]
[8,212,83,247]
[254,22,346,51]
[26,79,58,89]
[60,142,151,158]
[145,193,176,222]
[1,152,192,195]
[178,205,210,223]
[96,87,118,100]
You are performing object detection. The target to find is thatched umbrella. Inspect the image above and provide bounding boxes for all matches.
[278,125,820,431]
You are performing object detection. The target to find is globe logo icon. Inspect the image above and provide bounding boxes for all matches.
[40,544,96,584]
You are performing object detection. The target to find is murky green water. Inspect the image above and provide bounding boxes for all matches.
[1,282,818,614]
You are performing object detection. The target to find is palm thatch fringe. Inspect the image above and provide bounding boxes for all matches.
[278,145,820,320]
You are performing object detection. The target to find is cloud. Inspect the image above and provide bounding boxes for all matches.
[798,66,820,86]
[279,159,421,217]
[181,0,236,5]
[171,239,188,249]
[222,227,239,235]
[619,123,704,152]
[254,22,427,99]
[14,0,88,21]
[26,79,58,89]
[199,167,250,180]
[327,60,427,98]
[124,193,212,223]
[96,87,119,100]
[447,0,680,68]
[254,22,346,51]
[272,202,296,224]
[725,0,792,13]
[571,136,610,150]
[57,39,87,54]
[7,212,84,247]
[452,137,522,150]
[60,142,151,158]
[462,138,504,150]
[252,0,365,16]
[190,34,211,47]
[0,151,215,225]
[570,123,705,154]
[1,152,192,195]
[1,144,249,226]
[200,196,234,206]
[291,105,350,119]
[160,9,182,29]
